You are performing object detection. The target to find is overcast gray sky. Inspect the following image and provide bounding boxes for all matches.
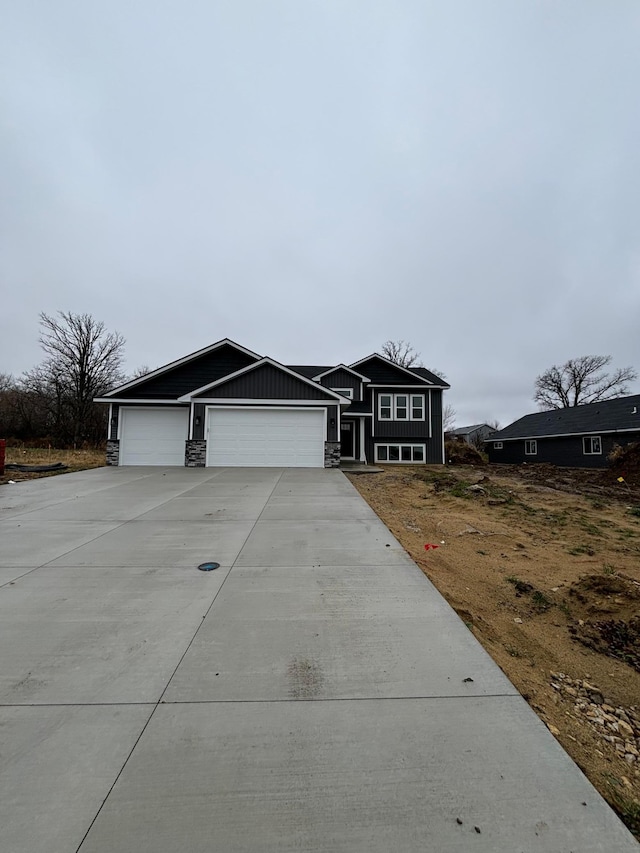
[2,0,639,427]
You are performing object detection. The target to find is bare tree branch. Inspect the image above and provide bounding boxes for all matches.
[442,403,456,431]
[381,339,423,368]
[534,355,637,409]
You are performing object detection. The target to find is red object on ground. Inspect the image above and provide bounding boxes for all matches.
[424,543,440,551]
[0,439,5,476]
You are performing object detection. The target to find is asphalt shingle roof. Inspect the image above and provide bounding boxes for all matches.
[491,395,640,441]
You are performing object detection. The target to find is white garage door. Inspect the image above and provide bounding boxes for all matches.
[207,408,325,467]
[119,408,189,466]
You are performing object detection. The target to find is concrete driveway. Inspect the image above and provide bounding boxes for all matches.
[0,467,636,852]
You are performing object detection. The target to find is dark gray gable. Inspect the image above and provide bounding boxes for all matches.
[114,343,259,400]
[319,368,360,390]
[350,355,429,385]
[494,394,640,440]
[193,362,339,400]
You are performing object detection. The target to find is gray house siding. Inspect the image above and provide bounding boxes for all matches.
[366,389,444,464]
[192,403,206,440]
[489,432,640,468]
[327,405,338,442]
[196,364,337,401]
[118,345,258,399]
[319,369,361,400]
[109,404,119,440]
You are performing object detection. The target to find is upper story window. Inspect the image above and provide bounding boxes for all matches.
[583,436,602,455]
[525,439,537,455]
[379,393,425,421]
[331,387,353,399]
[493,442,503,450]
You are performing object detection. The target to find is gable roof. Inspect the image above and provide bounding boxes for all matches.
[311,364,370,382]
[491,395,640,441]
[178,358,347,402]
[349,353,449,387]
[449,424,492,436]
[103,338,261,398]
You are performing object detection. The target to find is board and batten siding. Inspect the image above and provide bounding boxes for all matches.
[365,388,444,464]
[118,345,258,400]
[196,364,336,401]
[319,369,361,400]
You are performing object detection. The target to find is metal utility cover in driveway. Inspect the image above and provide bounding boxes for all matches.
[0,466,637,853]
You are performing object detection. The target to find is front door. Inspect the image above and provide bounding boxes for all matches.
[340,421,354,458]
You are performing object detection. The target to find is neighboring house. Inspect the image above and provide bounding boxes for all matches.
[447,424,496,446]
[486,395,640,468]
[96,338,450,468]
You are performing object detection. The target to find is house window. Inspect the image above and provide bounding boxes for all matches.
[378,393,424,421]
[395,395,408,420]
[525,440,537,455]
[375,444,426,463]
[379,394,392,420]
[331,388,353,399]
[583,436,602,455]
[493,442,503,450]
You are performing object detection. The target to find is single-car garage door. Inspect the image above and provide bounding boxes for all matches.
[207,408,325,467]
[119,407,189,466]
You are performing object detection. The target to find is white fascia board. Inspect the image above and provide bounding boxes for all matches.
[102,338,262,397]
[190,398,342,406]
[368,384,447,390]
[349,353,433,384]
[312,364,371,382]
[342,412,373,417]
[497,427,640,442]
[179,357,346,402]
[94,398,188,405]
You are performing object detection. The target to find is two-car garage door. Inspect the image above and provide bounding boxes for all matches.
[118,406,325,467]
[206,408,325,467]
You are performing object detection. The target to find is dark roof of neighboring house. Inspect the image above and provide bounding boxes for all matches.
[449,423,491,436]
[490,395,640,441]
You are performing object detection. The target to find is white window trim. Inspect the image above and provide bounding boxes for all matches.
[378,393,425,422]
[525,439,537,455]
[493,441,503,450]
[331,387,353,399]
[374,443,427,463]
[583,435,602,455]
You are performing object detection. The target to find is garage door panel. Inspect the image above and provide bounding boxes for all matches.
[120,409,189,466]
[207,409,324,468]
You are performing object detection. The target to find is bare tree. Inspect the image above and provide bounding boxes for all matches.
[33,312,126,445]
[443,403,456,432]
[381,340,423,368]
[128,365,154,381]
[534,356,637,410]
[487,418,501,431]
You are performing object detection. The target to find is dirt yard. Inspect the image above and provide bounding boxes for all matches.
[348,463,640,838]
[0,447,105,486]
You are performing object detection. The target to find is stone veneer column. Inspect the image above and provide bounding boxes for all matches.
[106,440,120,466]
[185,439,207,467]
[324,441,341,468]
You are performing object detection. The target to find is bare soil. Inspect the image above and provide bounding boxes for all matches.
[0,447,105,486]
[347,463,640,837]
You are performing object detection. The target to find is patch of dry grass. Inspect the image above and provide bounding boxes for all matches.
[1,447,105,485]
